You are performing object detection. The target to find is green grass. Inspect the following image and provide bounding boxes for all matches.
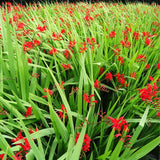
[0,1,159,160]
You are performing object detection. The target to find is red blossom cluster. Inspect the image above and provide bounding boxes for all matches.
[98,67,104,76]
[133,31,139,40]
[109,31,116,38]
[107,116,131,147]
[57,104,67,120]
[135,54,146,62]
[23,40,41,52]
[83,93,98,105]
[37,25,46,32]
[120,37,131,48]
[94,79,100,89]
[42,88,53,98]
[79,42,87,53]
[138,83,158,102]
[118,56,124,65]
[114,73,127,87]
[11,128,37,159]
[52,32,62,41]
[75,133,91,153]
[58,81,65,89]
[113,48,121,55]
[63,49,72,59]
[105,72,113,82]
[62,63,71,70]
[49,47,58,55]
[25,107,32,117]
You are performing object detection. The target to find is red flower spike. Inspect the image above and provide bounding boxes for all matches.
[27,58,32,63]
[145,37,151,46]
[115,133,122,138]
[133,31,139,40]
[109,31,116,38]
[42,88,53,98]
[157,112,160,118]
[79,42,87,53]
[37,25,46,32]
[135,54,146,62]
[94,79,100,89]
[52,32,62,41]
[107,116,127,132]
[68,40,76,49]
[157,63,160,70]
[138,83,158,101]
[118,56,124,65]
[146,64,150,69]
[57,104,67,120]
[49,47,58,55]
[105,72,113,82]
[75,133,91,153]
[61,29,65,34]
[149,76,154,81]
[33,40,41,47]
[99,67,104,76]
[130,72,136,79]
[83,93,90,103]
[62,63,71,70]
[25,107,32,117]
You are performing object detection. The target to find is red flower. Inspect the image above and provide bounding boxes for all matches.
[86,37,96,46]
[157,112,160,118]
[68,40,76,49]
[37,25,46,32]
[120,39,131,48]
[25,107,32,117]
[42,88,53,98]
[157,63,160,70]
[107,116,128,132]
[135,54,146,62]
[109,31,116,38]
[52,32,62,41]
[75,133,91,152]
[33,40,41,47]
[98,67,104,76]
[130,72,136,79]
[57,104,67,120]
[16,22,25,31]
[105,72,113,81]
[62,63,71,70]
[0,152,4,160]
[79,42,87,53]
[133,31,139,40]
[145,37,151,46]
[23,41,33,52]
[49,47,58,55]
[114,73,126,87]
[94,79,100,89]
[22,138,31,151]
[115,133,122,138]
[149,76,154,81]
[58,81,65,89]
[138,83,158,101]
[27,58,32,63]
[83,93,90,103]
[118,56,124,65]
[113,48,121,55]
[84,15,93,21]
[146,64,150,69]
[63,49,71,59]
[61,29,65,34]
